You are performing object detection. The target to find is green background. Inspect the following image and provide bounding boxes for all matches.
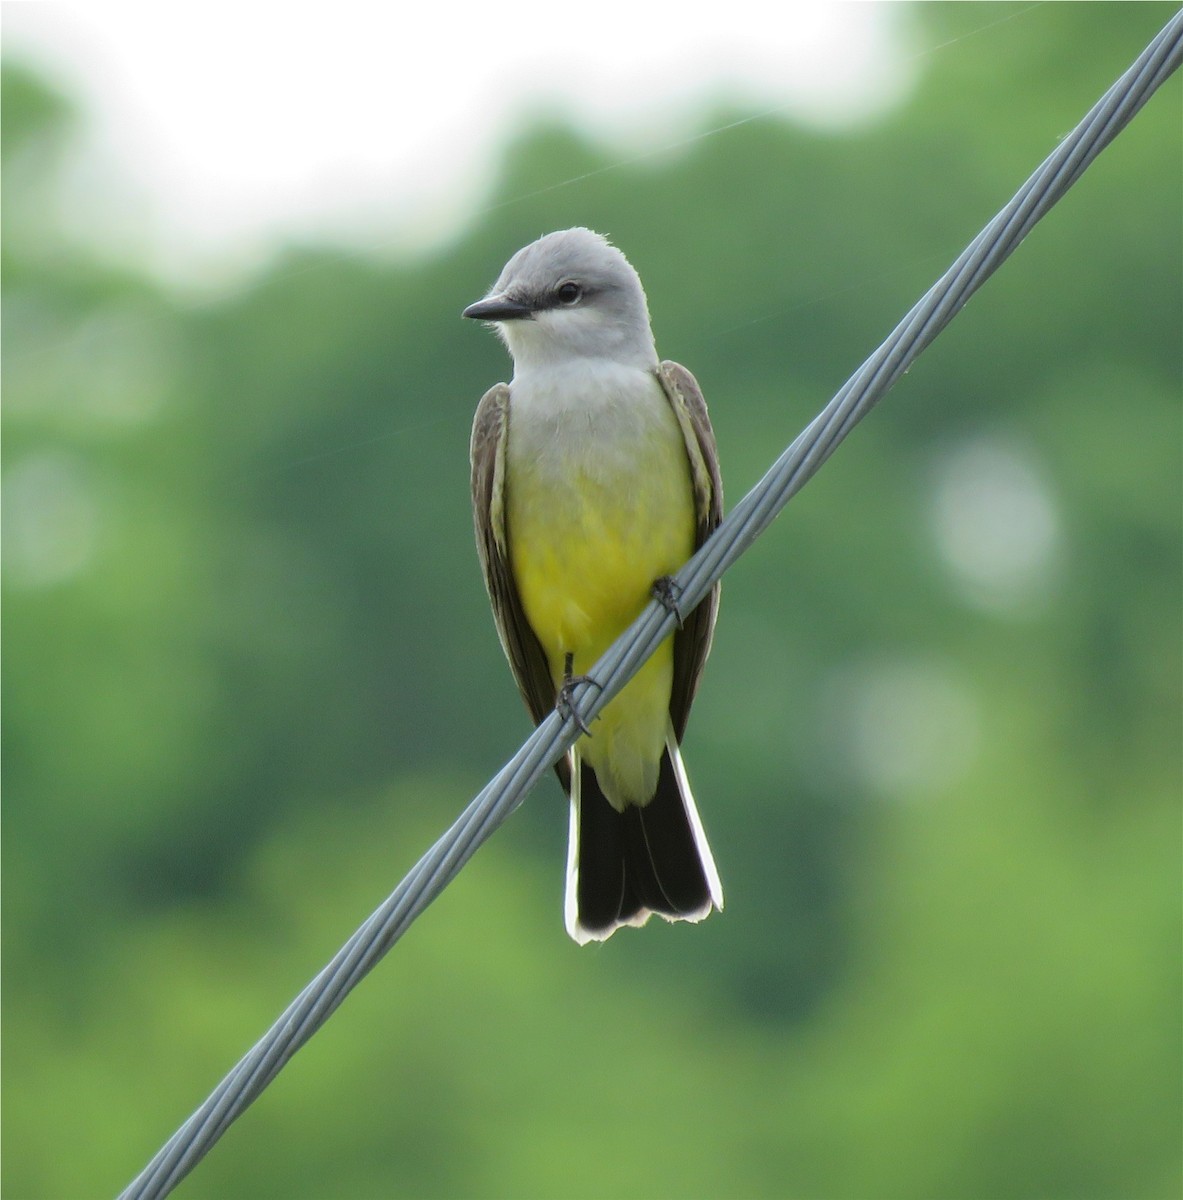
[4,5,1180,1198]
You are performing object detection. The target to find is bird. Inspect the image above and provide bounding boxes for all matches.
[464,227,723,944]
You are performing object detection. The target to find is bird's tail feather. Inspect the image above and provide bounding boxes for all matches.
[564,729,723,944]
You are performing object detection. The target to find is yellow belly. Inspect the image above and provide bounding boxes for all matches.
[507,422,695,808]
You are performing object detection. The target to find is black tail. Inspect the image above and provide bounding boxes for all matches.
[566,743,721,943]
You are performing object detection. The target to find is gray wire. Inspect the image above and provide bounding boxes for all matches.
[118,14,1183,1199]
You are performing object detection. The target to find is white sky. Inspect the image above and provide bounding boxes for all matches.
[3,2,914,289]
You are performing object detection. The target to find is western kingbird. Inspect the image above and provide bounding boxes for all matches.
[464,227,723,944]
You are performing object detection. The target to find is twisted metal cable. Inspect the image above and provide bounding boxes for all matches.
[119,14,1183,1199]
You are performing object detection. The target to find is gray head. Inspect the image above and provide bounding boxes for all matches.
[463,228,658,371]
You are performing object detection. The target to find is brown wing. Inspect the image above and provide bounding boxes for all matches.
[657,361,724,744]
[470,384,571,787]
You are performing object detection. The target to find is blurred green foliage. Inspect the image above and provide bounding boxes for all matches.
[3,5,1180,1198]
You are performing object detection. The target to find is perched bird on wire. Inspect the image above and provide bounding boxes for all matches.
[464,227,724,944]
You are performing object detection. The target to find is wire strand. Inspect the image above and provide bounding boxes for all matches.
[118,13,1183,1198]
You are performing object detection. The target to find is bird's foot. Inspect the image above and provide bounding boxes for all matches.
[651,575,685,629]
[557,652,600,736]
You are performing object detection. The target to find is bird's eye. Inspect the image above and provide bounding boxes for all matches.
[556,281,582,306]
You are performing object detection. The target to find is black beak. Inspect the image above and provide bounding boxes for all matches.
[462,294,534,321]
